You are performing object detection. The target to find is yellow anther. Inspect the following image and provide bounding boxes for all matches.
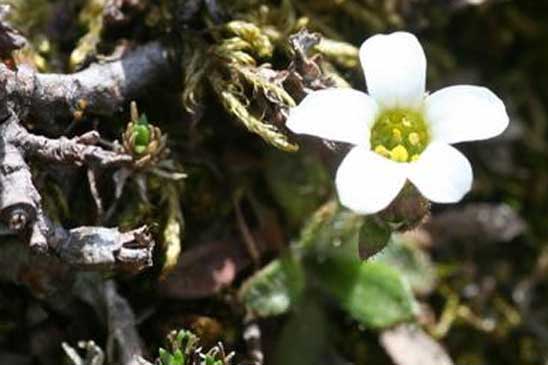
[392,128,402,143]
[408,132,420,146]
[374,145,391,158]
[390,145,409,162]
[370,108,430,163]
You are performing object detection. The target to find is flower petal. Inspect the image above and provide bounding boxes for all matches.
[408,142,472,203]
[426,85,509,144]
[360,31,426,109]
[286,88,378,146]
[336,146,407,214]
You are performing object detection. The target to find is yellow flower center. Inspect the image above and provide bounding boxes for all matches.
[370,109,430,163]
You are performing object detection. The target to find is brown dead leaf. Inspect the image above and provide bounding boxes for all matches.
[425,203,526,245]
[158,238,254,299]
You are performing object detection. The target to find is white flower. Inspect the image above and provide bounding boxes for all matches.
[286,31,509,215]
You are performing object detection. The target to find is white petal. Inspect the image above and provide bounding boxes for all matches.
[336,146,407,214]
[408,142,472,203]
[426,85,509,144]
[360,31,426,109]
[286,88,378,146]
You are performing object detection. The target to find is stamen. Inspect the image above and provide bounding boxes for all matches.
[374,145,391,158]
[392,128,402,143]
[370,109,430,163]
[390,145,409,162]
[408,132,420,146]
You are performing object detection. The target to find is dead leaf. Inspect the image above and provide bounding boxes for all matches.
[425,203,526,245]
[380,325,453,365]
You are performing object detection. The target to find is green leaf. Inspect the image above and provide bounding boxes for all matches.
[172,349,185,365]
[134,144,147,154]
[239,255,304,317]
[133,124,151,147]
[159,348,172,365]
[312,253,417,329]
[204,355,218,365]
[174,329,191,349]
[292,200,417,329]
[297,201,363,254]
[373,234,436,295]
[274,299,328,365]
[138,113,149,125]
[265,150,331,228]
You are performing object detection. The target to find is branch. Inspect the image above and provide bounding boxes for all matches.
[1,41,176,124]
[20,131,132,167]
[62,279,148,365]
[0,112,154,272]
[104,280,145,365]
[63,341,105,365]
[0,29,173,272]
[0,4,26,58]
[0,121,42,234]
[243,315,264,365]
[52,225,154,273]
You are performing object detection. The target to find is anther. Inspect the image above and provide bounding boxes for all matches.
[408,132,420,146]
[392,128,402,143]
[374,145,391,158]
[370,109,430,163]
[390,145,409,162]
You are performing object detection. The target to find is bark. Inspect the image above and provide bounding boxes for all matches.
[0,33,176,272]
[0,112,154,272]
[0,41,176,125]
[103,280,145,365]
